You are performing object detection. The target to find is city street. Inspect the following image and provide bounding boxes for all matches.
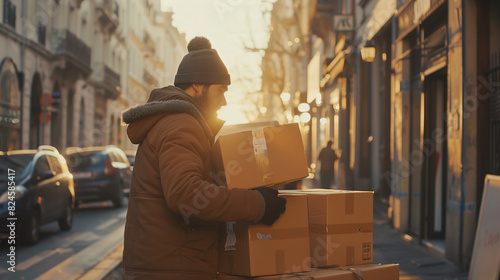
[0,201,127,280]
[1,0,500,279]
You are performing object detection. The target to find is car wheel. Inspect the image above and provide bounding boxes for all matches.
[22,210,40,245]
[58,201,73,231]
[112,183,124,208]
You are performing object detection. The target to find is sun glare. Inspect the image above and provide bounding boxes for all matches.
[217,105,250,125]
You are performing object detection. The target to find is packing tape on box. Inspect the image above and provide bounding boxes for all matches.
[345,193,354,215]
[276,249,286,274]
[224,224,309,250]
[339,266,365,280]
[252,129,275,184]
[309,223,373,235]
[249,227,309,241]
[346,246,355,265]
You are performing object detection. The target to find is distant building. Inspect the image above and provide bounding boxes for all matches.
[0,0,185,152]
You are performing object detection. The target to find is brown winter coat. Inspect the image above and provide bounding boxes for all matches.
[121,86,265,280]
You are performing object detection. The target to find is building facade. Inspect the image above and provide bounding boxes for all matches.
[0,0,185,152]
[306,0,499,270]
[263,0,499,270]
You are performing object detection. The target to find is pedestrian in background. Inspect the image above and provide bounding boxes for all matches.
[121,36,286,280]
[317,139,341,189]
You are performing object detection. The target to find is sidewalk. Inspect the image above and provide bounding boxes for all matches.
[301,178,469,280]
[371,196,468,280]
[97,179,470,280]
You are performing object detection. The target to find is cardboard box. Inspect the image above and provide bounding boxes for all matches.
[217,264,399,280]
[281,190,374,267]
[218,194,311,277]
[307,264,399,280]
[211,123,308,189]
[217,273,312,280]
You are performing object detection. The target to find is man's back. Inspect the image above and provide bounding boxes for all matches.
[318,147,337,171]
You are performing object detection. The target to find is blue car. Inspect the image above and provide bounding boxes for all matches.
[0,146,75,245]
[65,145,132,208]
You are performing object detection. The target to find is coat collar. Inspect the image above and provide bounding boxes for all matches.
[122,86,225,144]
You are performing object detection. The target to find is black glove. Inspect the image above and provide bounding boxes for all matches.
[254,187,287,225]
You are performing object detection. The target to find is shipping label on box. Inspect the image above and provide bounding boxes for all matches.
[281,190,374,267]
[218,194,311,277]
[211,123,308,189]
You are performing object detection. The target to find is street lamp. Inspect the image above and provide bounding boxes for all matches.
[280,92,291,104]
[300,112,311,123]
[298,103,310,113]
[360,41,376,62]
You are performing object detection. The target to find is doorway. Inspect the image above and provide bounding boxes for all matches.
[422,69,448,244]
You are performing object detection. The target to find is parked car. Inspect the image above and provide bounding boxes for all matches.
[0,145,75,245]
[65,145,132,208]
[124,150,137,167]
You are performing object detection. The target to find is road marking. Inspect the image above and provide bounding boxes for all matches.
[78,243,124,280]
[15,231,102,272]
[78,232,101,242]
[35,224,124,280]
[118,210,127,219]
[17,248,74,271]
[95,218,119,230]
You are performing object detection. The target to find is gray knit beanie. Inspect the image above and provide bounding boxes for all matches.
[174,37,231,86]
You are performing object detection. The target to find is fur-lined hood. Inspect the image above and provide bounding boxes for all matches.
[122,86,223,144]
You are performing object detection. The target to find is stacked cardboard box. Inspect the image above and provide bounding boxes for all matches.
[212,124,396,279]
[218,194,311,277]
[217,264,399,279]
[282,190,374,267]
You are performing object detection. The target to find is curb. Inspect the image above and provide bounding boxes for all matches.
[77,242,123,280]
[35,224,124,280]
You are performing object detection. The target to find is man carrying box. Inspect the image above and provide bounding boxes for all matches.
[121,36,286,280]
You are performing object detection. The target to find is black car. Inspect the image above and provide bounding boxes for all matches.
[65,145,132,208]
[0,146,75,245]
[124,150,136,167]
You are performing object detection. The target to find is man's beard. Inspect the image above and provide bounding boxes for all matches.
[193,86,216,115]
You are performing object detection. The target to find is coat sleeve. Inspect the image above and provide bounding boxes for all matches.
[153,114,265,223]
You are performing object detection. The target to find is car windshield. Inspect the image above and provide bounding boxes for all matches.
[126,155,135,165]
[66,152,106,171]
[0,153,35,183]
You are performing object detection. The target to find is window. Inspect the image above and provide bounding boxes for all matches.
[116,151,129,164]
[3,0,16,29]
[35,156,51,178]
[48,155,63,174]
[110,152,119,163]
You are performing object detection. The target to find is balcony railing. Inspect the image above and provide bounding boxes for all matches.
[94,62,121,99]
[95,0,119,32]
[50,29,91,69]
[103,64,120,88]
